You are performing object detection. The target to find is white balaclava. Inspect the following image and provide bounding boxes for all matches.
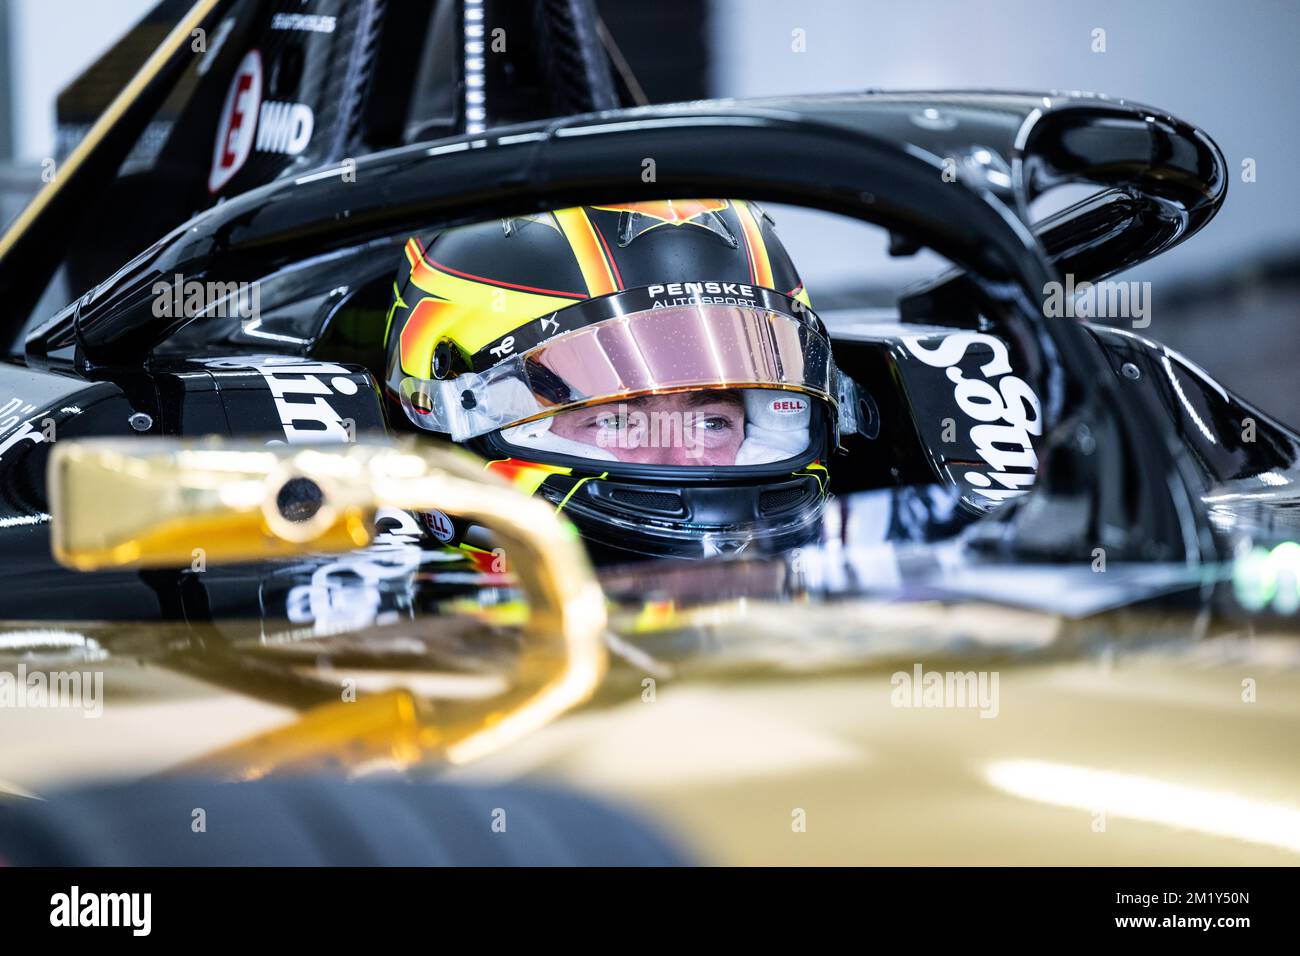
[500,412,618,460]
[735,389,812,466]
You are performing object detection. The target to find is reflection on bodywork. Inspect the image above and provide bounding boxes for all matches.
[986,760,1300,855]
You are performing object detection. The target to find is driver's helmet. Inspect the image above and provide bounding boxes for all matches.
[384,199,858,559]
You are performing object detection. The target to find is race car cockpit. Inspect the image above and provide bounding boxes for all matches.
[8,91,1297,617]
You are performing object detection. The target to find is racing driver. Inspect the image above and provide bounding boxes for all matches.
[383,199,863,560]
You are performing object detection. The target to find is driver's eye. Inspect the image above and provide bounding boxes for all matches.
[697,416,732,431]
[594,414,625,430]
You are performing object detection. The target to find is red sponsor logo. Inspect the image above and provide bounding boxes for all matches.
[208,50,263,193]
[770,398,807,414]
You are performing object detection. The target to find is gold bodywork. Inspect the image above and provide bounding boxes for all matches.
[46,439,607,771]
[11,438,1299,865]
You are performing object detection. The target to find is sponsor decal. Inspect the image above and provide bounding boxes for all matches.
[0,397,72,461]
[208,49,263,192]
[256,100,315,156]
[270,12,337,33]
[286,508,427,630]
[0,397,38,434]
[646,281,757,309]
[200,357,360,444]
[1233,540,1300,614]
[902,332,1042,507]
[422,509,457,543]
[769,397,808,415]
[487,335,515,358]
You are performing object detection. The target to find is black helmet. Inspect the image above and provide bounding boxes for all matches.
[384,199,859,559]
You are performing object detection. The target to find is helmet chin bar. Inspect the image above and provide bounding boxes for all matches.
[534,470,829,561]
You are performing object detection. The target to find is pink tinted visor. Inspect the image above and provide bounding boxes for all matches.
[399,303,840,442]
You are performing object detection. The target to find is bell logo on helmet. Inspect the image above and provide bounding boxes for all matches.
[770,398,808,415]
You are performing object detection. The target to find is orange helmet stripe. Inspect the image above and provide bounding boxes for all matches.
[398,238,583,371]
[398,296,456,380]
[485,457,572,494]
[554,207,621,297]
[406,237,586,300]
[733,200,774,289]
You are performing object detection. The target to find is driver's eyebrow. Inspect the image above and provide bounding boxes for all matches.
[682,390,743,409]
[604,392,742,410]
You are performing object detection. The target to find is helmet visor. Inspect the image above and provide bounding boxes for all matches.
[398,302,836,443]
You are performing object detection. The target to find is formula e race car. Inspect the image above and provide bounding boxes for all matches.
[0,0,1297,868]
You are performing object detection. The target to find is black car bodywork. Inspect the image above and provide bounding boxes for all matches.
[0,0,1293,634]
